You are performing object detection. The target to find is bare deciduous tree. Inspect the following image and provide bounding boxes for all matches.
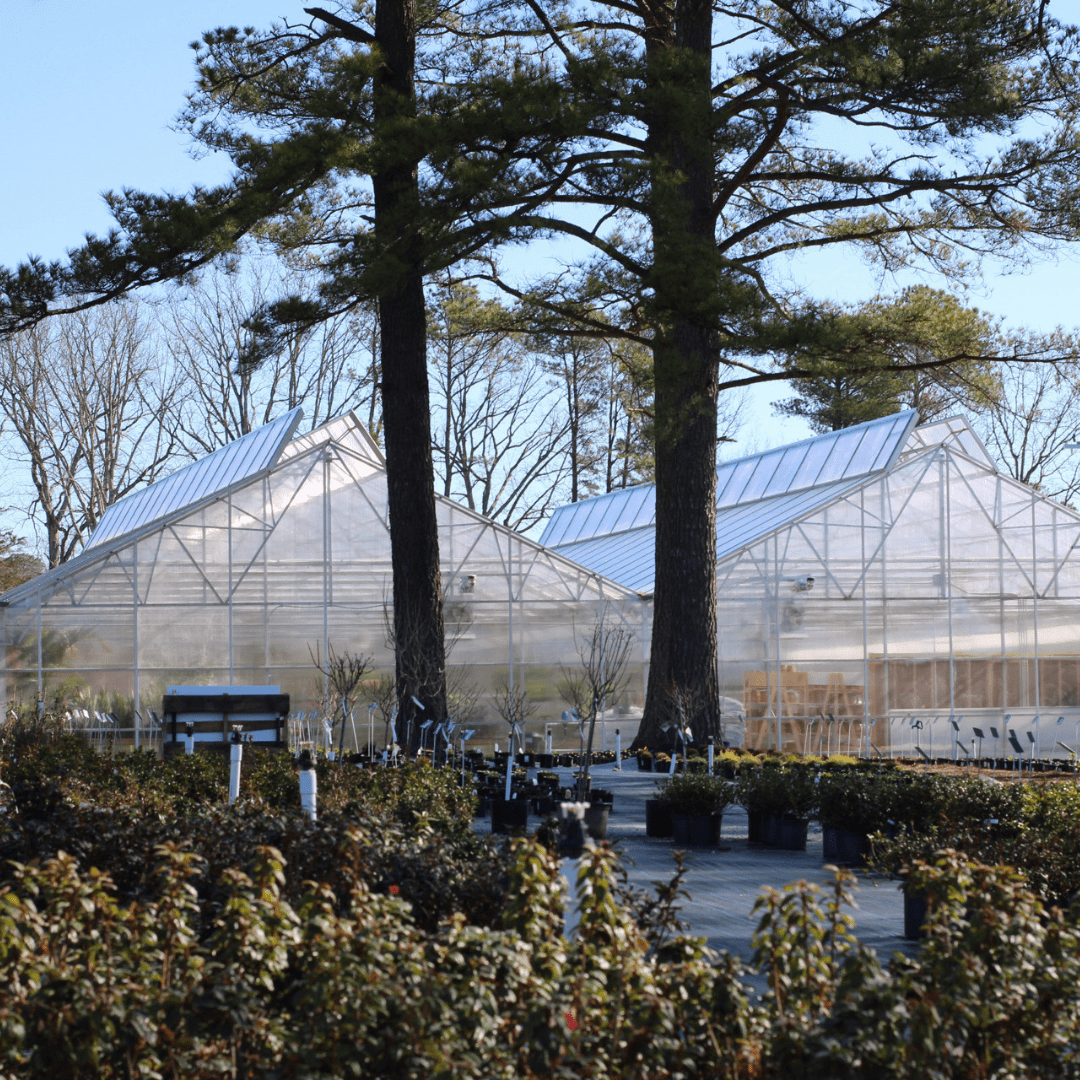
[492,679,540,746]
[429,282,571,532]
[158,259,381,456]
[974,358,1080,508]
[309,641,375,759]
[0,301,182,566]
[559,619,634,798]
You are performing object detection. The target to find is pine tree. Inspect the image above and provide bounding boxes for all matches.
[0,2,596,741]
[774,287,1003,432]
[506,0,1080,746]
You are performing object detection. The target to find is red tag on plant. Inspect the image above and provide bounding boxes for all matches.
[564,1011,578,1031]
[389,885,399,895]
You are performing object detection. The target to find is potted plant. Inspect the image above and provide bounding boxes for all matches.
[736,763,816,849]
[656,773,733,847]
[734,764,778,843]
[491,795,529,833]
[637,749,654,772]
[718,749,742,780]
[645,793,674,837]
[584,801,609,839]
[817,770,879,864]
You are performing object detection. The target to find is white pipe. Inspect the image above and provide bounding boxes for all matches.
[504,744,514,801]
[615,729,622,770]
[546,728,553,756]
[300,765,317,821]
[185,733,194,755]
[708,740,714,776]
[228,740,243,806]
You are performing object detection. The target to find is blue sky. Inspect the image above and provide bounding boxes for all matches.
[3,0,1080,458]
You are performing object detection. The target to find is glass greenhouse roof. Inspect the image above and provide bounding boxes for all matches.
[85,408,304,551]
[551,477,869,594]
[902,414,995,467]
[540,410,918,550]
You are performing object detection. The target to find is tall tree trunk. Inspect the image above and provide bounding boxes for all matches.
[374,0,448,745]
[636,0,720,749]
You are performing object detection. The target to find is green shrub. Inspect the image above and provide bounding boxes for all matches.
[655,773,733,816]
[735,761,817,818]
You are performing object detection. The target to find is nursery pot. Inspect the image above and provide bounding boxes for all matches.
[637,755,653,772]
[584,803,609,840]
[822,824,840,860]
[747,808,766,843]
[532,795,555,816]
[763,812,782,846]
[903,887,929,940]
[645,799,674,837]
[491,798,529,833]
[671,812,691,845]
[538,754,555,769]
[688,813,723,847]
[836,828,868,867]
[777,815,808,852]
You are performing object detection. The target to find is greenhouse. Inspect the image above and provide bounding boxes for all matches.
[0,409,644,747]
[541,410,1080,760]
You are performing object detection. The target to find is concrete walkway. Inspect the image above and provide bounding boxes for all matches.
[473,760,917,964]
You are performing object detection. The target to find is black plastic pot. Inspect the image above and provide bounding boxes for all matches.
[747,808,766,843]
[904,888,929,940]
[532,795,555,816]
[763,812,781,846]
[688,813,723,847]
[491,798,528,833]
[637,756,653,771]
[671,812,691,845]
[584,803,609,840]
[836,828,868,867]
[538,754,555,769]
[778,815,808,851]
[645,799,674,837]
[822,824,840,860]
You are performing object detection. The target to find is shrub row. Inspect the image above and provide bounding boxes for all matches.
[4,839,1080,1078]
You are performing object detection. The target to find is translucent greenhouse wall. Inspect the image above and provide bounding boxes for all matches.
[718,439,1080,759]
[0,414,646,751]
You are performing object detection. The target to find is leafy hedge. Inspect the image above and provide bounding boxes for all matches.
[4,839,1080,1078]
[871,781,1080,908]
[8,718,1080,1076]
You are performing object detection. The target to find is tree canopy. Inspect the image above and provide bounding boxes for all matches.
[495,0,1080,745]
[773,287,1003,432]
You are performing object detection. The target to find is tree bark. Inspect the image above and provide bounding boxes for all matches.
[636,0,720,749]
[373,0,448,745]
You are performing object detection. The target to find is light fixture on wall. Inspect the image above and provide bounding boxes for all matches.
[790,576,815,592]
[459,574,476,592]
